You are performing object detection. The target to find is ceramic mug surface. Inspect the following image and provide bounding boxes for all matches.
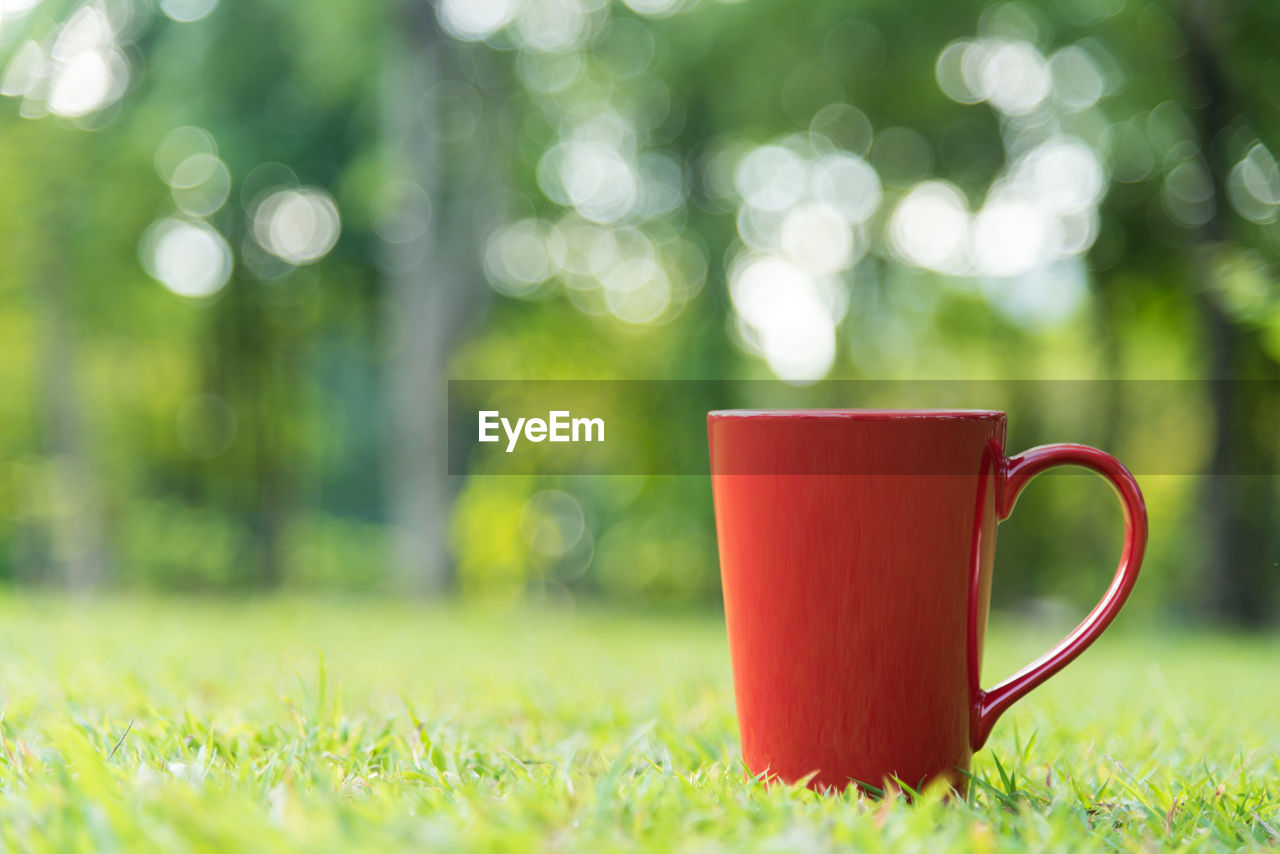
[708,409,1147,792]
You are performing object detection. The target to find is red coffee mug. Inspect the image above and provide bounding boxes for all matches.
[708,410,1147,793]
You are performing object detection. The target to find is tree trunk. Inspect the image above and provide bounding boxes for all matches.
[380,3,491,594]
[29,206,108,591]
[1182,0,1279,625]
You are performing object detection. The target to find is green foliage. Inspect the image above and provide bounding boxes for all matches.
[0,597,1275,851]
[1,0,1279,619]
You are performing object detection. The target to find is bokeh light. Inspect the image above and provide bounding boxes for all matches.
[516,49,583,94]
[0,0,42,18]
[159,0,221,24]
[252,188,342,265]
[620,0,683,17]
[481,2,697,327]
[889,180,971,275]
[978,41,1051,115]
[485,219,554,297]
[910,27,1115,328]
[809,103,874,156]
[1228,144,1280,224]
[436,0,518,42]
[1015,137,1106,215]
[1103,119,1154,184]
[635,151,685,219]
[155,126,218,183]
[169,153,232,217]
[1162,158,1214,228]
[1,0,1275,644]
[486,211,704,327]
[538,115,643,224]
[936,37,1080,118]
[44,4,130,119]
[49,51,120,117]
[890,135,1105,283]
[140,218,233,299]
[729,254,842,383]
[724,135,880,381]
[0,41,45,101]
[812,153,882,224]
[1049,45,1105,111]
[935,41,983,105]
[438,0,613,53]
[520,490,586,557]
[780,203,853,275]
[370,180,433,245]
[735,145,809,212]
[971,189,1059,278]
[601,255,671,325]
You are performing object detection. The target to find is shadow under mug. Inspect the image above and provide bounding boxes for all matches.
[707,409,1148,793]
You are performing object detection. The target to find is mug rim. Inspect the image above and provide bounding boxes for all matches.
[708,409,1005,422]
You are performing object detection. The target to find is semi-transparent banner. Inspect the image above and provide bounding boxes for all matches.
[447,380,1280,475]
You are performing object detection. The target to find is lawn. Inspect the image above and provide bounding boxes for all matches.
[0,597,1275,852]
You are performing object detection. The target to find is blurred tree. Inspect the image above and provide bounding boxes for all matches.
[1179,0,1280,625]
[0,0,1277,622]
[13,125,109,589]
[443,0,1278,620]
[134,0,386,586]
[380,4,497,594]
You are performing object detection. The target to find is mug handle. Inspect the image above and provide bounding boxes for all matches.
[969,443,1148,750]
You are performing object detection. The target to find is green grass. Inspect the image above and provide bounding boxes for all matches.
[0,597,1275,852]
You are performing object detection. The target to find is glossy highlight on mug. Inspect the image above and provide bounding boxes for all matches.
[708,409,1147,793]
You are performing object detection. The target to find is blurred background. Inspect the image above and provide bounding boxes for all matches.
[1,0,1277,625]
